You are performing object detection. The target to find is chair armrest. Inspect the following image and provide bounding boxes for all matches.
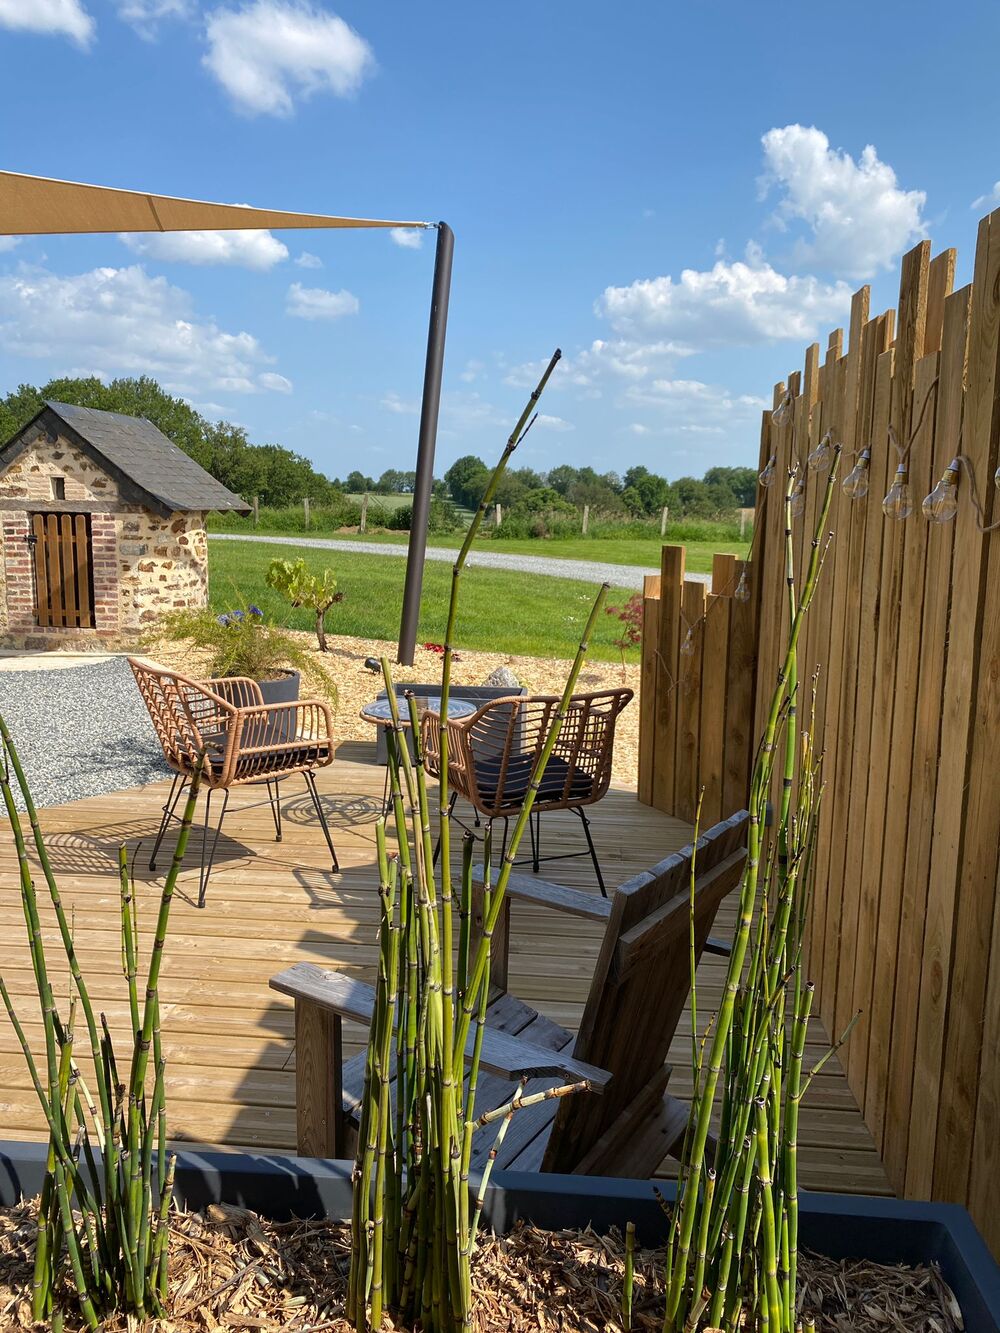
[704,937,731,957]
[236,700,334,751]
[270,963,610,1090]
[206,676,264,708]
[504,872,612,921]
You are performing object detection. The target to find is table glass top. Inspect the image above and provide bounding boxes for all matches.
[360,696,478,723]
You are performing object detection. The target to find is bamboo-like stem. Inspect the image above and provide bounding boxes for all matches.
[623,1220,636,1332]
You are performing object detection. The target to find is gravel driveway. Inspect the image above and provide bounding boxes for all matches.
[209,532,711,590]
[0,658,166,810]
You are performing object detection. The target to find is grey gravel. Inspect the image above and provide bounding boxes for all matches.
[0,658,166,810]
[209,532,712,590]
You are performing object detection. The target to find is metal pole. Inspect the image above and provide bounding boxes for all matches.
[398,221,454,664]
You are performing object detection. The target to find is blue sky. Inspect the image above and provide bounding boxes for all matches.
[1,1,999,484]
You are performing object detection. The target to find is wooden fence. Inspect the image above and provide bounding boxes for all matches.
[638,207,1000,1255]
[637,549,755,828]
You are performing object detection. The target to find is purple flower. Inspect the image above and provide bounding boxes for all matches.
[248,605,263,618]
[229,609,245,620]
[217,613,231,627]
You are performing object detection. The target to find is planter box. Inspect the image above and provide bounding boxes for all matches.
[372,682,526,764]
[2,1144,998,1332]
[255,668,300,745]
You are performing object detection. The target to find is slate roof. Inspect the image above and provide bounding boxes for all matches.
[0,402,251,516]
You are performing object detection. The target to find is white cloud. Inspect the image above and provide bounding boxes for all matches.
[120,229,289,270]
[760,124,926,279]
[295,251,323,268]
[0,0,95,46]
[0,263,288,397]
[972,182,1000,211]
[203,0,375,116]
[623,377,768,437]
[390,227,423,250]
[381,390,418,416]
[597,251,852,347]
[116,0,193,37]
[535,414,574,432]
[504,338,694,393]
[286,282,359,320]
[0,238,21,254]
[258,371,293,393]
[460,358,484,383]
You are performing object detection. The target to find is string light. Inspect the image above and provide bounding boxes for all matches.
[882,463,913,520]
[842,449,871,499]
[789,478,806,517]
[807,430,835,473]
[994,464,1000,490]
[734,569,751,602]
[772,390,793,429]
[680,628,696,657]
[759,456,777,488]
[922,458,961,524]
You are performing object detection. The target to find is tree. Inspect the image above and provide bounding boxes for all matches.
[374,468,416,494]
[703,466,757,507]
[546,463,579,496]
[343,470,375,493]
[444,454,490,510]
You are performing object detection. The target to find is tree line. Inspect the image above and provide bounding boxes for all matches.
[0,374,756,520]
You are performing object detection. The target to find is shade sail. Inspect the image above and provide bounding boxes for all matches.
[0,170,430,236]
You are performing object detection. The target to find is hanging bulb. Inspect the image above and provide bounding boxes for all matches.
[759,455,777,488]
[994,463,1000,490]
[680,628,695,658]
[842,449,871,500]
[922,458,961,523]
[772,391,793,428]
[789,479,806,517]
[882,464,913,520]
[734,569,751,603]
[807,430,834,473]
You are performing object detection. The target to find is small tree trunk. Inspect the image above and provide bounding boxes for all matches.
[315,608,328,652]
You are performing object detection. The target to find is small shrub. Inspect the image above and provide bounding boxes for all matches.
[605,593,643,676]
[265,557,344,652]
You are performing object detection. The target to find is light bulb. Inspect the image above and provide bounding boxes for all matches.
[734,569,751,603]
[680,629,695,658]
[808,431,834,473]
[789,479,806,517]
[772,392,793,429]
[759,456,776,488]
[994,464,1000,490]
[922,458,961,524]
[882,464,913,520]
[842,449,871,500]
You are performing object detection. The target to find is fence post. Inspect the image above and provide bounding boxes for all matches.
[660,506,669,537]
[360,493,369,533]
[495,503,502,528]
[252,495,259,527]
[303,496,310,528]
[582,504,590,535]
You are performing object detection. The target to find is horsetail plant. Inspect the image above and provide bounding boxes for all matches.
[348,351,607,1332]
[0,716,201,1328]
[661,451,857,1333]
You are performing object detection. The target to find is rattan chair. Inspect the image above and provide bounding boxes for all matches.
[421,688,633,895]
[129,658,338,907]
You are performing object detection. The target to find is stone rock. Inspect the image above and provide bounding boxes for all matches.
[482,665,520,689]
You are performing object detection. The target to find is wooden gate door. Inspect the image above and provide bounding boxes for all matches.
[30,513,95,629]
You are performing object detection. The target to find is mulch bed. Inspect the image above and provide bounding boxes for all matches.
[0,1200,964,1332]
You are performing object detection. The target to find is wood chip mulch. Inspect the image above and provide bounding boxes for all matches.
[0,1200,965,1332]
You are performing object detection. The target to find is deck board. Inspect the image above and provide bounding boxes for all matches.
[0,740,891,1195]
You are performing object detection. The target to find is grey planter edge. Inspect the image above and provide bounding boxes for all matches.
[1,1143,998,1332]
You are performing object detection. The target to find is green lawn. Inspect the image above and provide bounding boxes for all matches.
[259,530,746,575]
[208,539,643,662]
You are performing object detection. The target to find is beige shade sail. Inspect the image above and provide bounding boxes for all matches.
[0,170,431,236]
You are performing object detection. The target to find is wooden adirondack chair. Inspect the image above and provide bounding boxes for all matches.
[270,809,748,1177]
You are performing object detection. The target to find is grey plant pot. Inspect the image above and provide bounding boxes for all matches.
[1,1145,998,1332]
[254,668,300,745]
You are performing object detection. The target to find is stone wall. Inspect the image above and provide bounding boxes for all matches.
[0,428,209,649]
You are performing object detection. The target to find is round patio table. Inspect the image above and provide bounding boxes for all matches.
[360,696,477,812]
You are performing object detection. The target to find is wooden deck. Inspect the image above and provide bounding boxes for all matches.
[0,741,890,1195]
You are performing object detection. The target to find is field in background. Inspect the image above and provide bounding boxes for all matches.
[208,511,750,575]
[208,539,643,661]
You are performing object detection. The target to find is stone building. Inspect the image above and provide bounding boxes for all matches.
[0,401,250,649]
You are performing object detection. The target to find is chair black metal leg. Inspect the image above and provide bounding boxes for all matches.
[432,790,458,866]
[266,780,283,842]
[576,807,607,897]
[149,773,186,871]
[198,787,230,909]
[304,770,339,874]
[529,807,542,873]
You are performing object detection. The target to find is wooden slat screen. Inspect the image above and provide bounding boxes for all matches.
[31,512,95,629]
[637,207,1000,1259]
[637,546,756,826]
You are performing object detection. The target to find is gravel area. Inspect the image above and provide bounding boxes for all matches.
[209,532,712,590]
[0,657,166,810]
